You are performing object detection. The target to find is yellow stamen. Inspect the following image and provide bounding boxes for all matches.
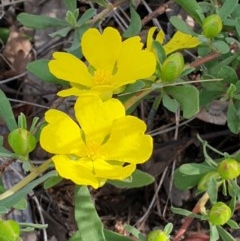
[93,69,112,85]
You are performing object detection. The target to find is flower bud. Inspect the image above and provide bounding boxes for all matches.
[161,52,184,82]
[8,128,37,157]
[202,14,222,38]
[209,202,231,226]
[147,230,170,241]
[217,158,240,180]
[197,171,220,191]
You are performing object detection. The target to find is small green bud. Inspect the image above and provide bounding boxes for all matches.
[8,128,37,157]
[197,171,220,191]
[202,14,223,38]
[209,202,231,226]
[161,52,184,82]
[217,158,240,180]
[147,230,170,241]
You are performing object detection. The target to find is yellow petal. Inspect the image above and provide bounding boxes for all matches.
[146,27,157,51]
[147,27,165,51]
[52,155,100,188]
[164,31,201,55]
[40,109,87,156]
[74,96,125,144]
[94,159,136,180]
[102,116,153,164]
[155,30,165,45]
[57,87,86,97]
[82,27,122,71]
[49,52,93,86]
[113,36,156,87]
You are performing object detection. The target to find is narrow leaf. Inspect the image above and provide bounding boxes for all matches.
[17,13,68,29]
[170,16,196,36]
[0,90,17,131]
[123,5,141,37]
[78,8,97,25]
[217,226,235,241]
[0,171,57,208]
[74,186,106,241]
[104,230,133,241]
[108,169,154,188]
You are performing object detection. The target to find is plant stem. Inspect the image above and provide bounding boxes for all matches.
[0,159,52,200]
[173,192,209,241]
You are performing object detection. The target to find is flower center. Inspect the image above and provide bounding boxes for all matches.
[86,142,101,159]
[93,69,112,85]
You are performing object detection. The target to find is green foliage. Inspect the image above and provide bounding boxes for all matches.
[123,5,142,37]
[108,169,154,188]
[0,90,17,131]
[74,186,106,241]
[164,85,199,118]
[17,13,68,29]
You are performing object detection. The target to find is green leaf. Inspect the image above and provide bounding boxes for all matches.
[108,169,154,188]
[0,90,17,131]
[165,84,199,118]
[0,206,8,214]
[227,220,240,229]
[124,225,146,241]
[206,177,218,204]
[123,5,141,38]
[49,27,71,38]
[65,11,77,27]
[171,207,201,218]
[174,0,204,25]
[27,59,69,86]
[174,163,215,190]
[68,231,83,241]
[210,225,219,241]
[162,92,179,113]
[78,8,97,26]
[235,18,240,39]
[44,175,63,189]
[218,0,238,20]
[0,144,15,158]
[216,226,235,241]
[104,230,133,241]
[13,197,27,210]
[17,13,68,29]
[170,16,196,35]
[212,40,230,54]
[217,66,238,84]
[163,223,173,235]
[152,40,166,64]
[227,101,240,134]
[74,186,106,241]
[0,171,57,208]
[123,81,145,94]
[63,0,77,12]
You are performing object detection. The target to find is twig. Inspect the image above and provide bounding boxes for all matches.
[141,1,174,27]
[173,192,209,241]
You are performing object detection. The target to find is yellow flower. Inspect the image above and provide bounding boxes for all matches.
[147,27,201,55]
[40,95,153,189]
[48,27,156,100]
